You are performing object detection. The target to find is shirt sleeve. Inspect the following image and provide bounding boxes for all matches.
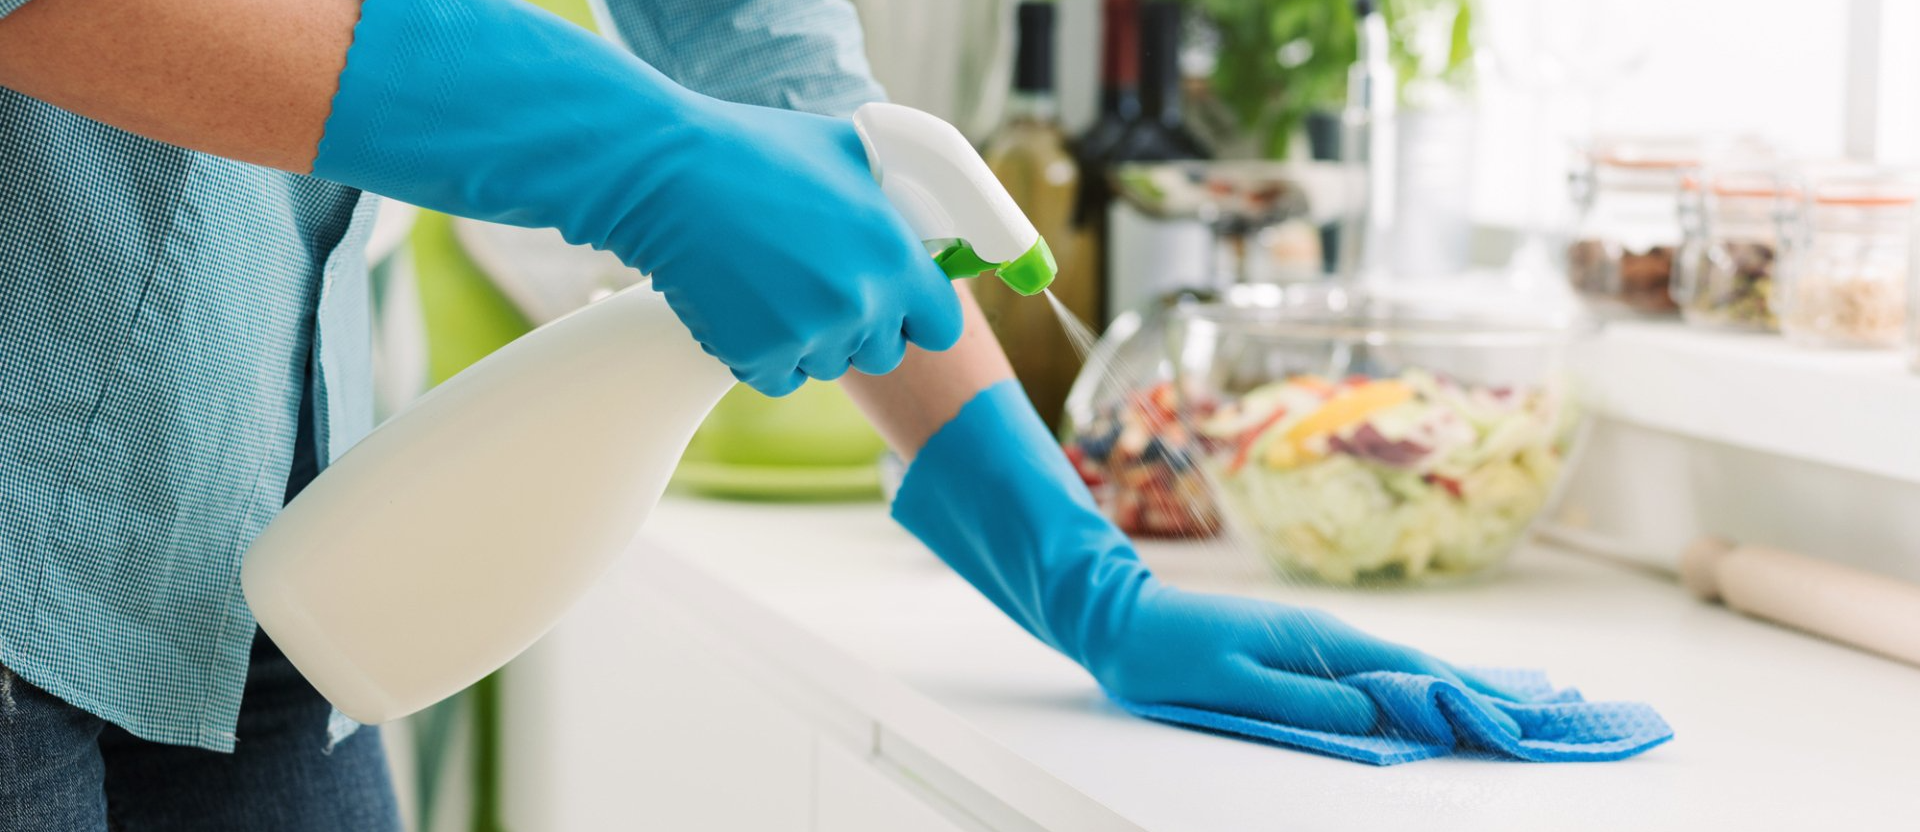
[589,0,887,118]
[0,0,37,18]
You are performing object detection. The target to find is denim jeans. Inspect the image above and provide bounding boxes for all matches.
[0,631,401,831]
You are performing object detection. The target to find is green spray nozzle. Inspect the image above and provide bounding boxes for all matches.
[853,103,1056,298]
[933,237,1057,297]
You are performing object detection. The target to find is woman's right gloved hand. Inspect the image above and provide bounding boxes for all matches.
[893,381,1526,739]
[310,0,962,395]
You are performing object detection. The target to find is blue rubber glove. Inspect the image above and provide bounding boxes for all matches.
[893,381,1522,740]
[311,0,962,394]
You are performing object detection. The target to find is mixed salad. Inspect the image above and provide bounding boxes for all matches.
[1064,382,1221,538]
[1196,369,1580,585]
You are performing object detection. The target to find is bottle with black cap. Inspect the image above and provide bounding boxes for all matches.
[981,1,1090,430]
[1113,0,1209,162]
[1071,0,1140,328]
[1103,0,1212,323]
[1075,0,1142,222]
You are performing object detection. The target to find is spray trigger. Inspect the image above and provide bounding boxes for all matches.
[929,237,1057,296]
[853,102,1058,297]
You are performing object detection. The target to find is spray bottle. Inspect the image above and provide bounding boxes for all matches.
[243,103,1056,724]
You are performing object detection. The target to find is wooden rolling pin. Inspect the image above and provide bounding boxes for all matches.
[1681,537,1920,668]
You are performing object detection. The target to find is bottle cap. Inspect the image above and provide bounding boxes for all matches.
[1101,0,1141,89]
[1138,2,1184,118]
[1014,3,1056,94]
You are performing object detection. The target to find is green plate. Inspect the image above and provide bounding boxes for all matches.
[671,460,882,502]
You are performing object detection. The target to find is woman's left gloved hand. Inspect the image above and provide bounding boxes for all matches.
[892,381,1520,738]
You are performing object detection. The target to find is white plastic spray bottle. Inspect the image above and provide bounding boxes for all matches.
[242,103,1056,724]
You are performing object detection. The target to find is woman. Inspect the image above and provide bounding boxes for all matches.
[0,0,1512,827]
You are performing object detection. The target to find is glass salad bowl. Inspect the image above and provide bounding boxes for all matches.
[1061,289,1223,539]
[1057,161,1358,539]
[1166,283,1589,586]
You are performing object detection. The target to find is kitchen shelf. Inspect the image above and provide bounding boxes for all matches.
[1574,321,1920,485]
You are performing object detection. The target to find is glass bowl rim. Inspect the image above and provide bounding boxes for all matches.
[1171,283,1596,348]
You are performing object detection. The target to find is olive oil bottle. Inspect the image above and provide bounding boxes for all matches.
[981,1,1093,430]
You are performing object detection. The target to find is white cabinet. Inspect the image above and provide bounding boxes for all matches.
[815,740,975,832]
[501,586,816,831]
[502,561,984,832]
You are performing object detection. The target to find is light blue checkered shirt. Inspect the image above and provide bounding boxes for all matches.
[0,0,882,751]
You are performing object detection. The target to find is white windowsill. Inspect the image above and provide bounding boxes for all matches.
[1574,321,1920,486]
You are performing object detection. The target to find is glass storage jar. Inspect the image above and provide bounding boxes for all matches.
[1673,167,1793,331]
[1912,213,1920,372]
[1565,138,1699,316]
[1775,168,1917,350]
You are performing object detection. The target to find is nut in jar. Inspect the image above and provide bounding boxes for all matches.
[1674,167,1795,332]
[1565,137,1700,317]
[1774,167,1918,350]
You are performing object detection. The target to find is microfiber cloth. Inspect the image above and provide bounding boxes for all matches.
[1113,668,1672,766]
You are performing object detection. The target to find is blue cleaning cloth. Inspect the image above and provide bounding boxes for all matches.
[1115,668,1673,765]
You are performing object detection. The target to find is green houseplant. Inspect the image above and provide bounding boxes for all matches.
[1184,0,1478,159]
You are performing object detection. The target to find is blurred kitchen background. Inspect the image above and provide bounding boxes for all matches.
[366,1,1920,829]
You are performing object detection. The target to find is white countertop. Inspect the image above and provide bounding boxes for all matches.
[610,496,1920,831]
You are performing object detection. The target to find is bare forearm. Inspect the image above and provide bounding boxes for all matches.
[0,0,356,172]
[840,281,1017,461]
